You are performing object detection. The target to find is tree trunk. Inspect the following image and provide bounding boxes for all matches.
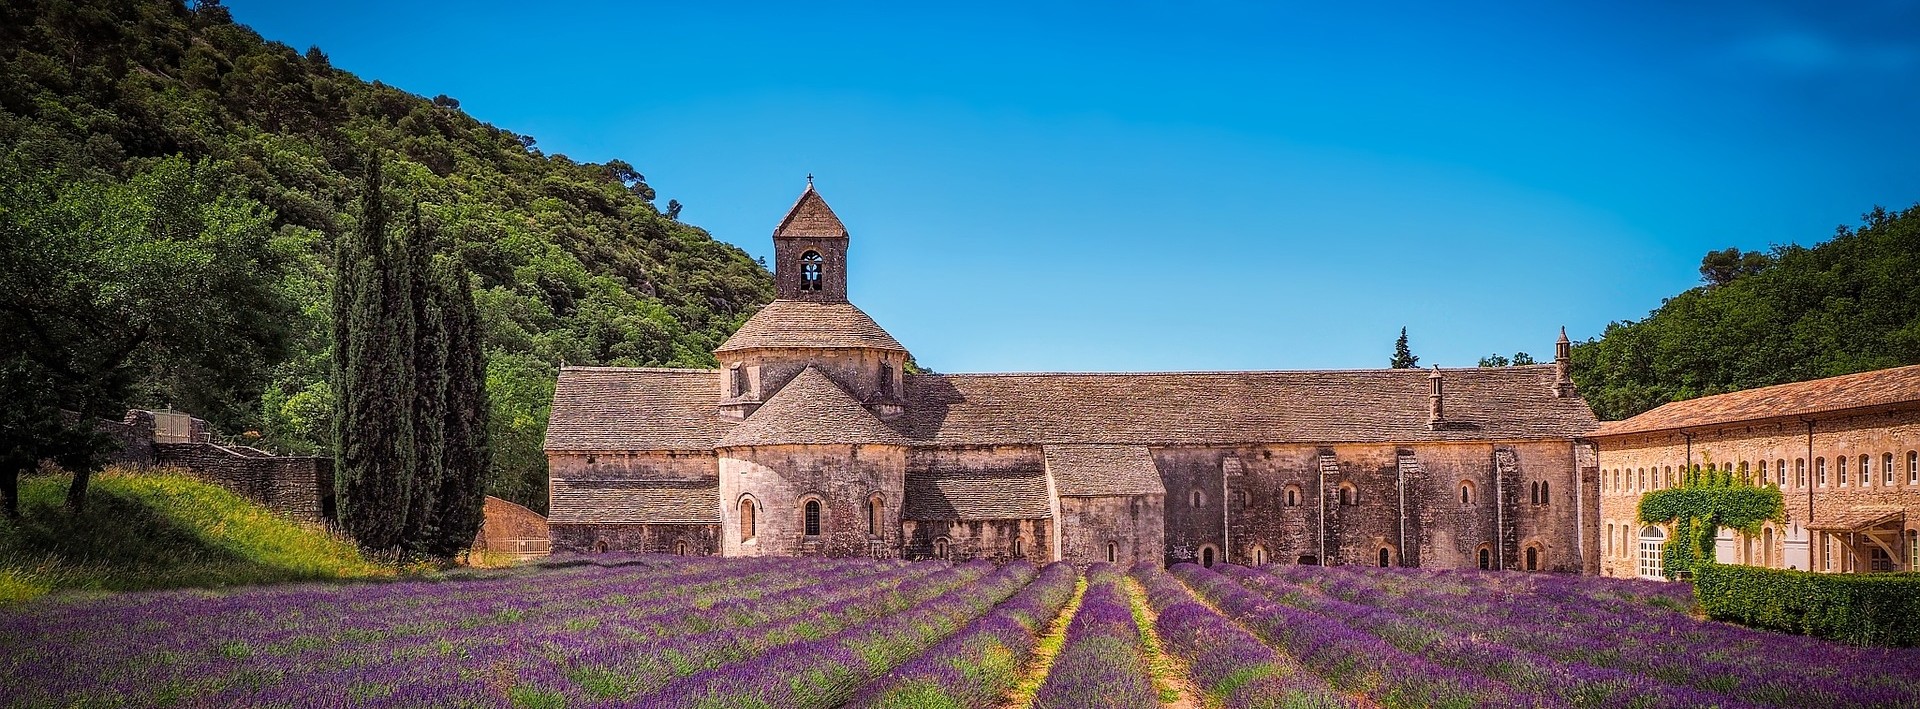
[65,466,91,512]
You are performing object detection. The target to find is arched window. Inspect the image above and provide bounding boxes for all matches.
[1796,458,1806,487]
[1477,546,1492,570]
[1775,459,1785,486]
[1860,455,1871,486]
[1884,453,1896,485]
[1756,460,1767,485]
[1338,483,1357,506]
[1909,451,1918,485]
[1837,456,1847,485]
[799,251,824,291]
[1251,545,1268,566]
[1284,485,1301,507]
[1378,548,1392,567]
[1459,480,1476,505]
[803,499,822,536]
[1638,468,1647,491]
[867,495,883,536]
[1606,522,1615,555]
[1529,481,1539,504]
[1763,526,1774,567]
[1738,461,1749,484]
[934,537,950,559]
[1107,541,1118,563]
[739,496,757,542]
[1539,480,1550,505]
[1190,489,1206,508]
[1013,538,1024,558]
[595,540,609,554]
[1663,466,1673,487]
[1816,457,1827,486]
[1525,546,1540,571]
[1638,526,1666,579]
[675,540,689,556]
[1199,545,1218,567]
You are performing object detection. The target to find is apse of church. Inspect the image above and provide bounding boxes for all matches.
[544,182,1601,571]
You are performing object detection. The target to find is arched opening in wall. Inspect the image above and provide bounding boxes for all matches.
[1606,523,1614,556]
[1459,480,1476,505]
[1297,555,1319,566]
[803,498,823,537]
[675,540,689,556]
[1909,451,1918,485]
[1529,481,1539,504]
[1816,457,1827,486]
[1190,489,1206,508]
[1199,545,1218,568]
[1524,545,1541,571]
[1860,455,1871,486]
[739,495,757,542]
[1638,525,1667,579]
[1251,545,1268,566]
[867,494,884,537]
[1338,482,1357,506]
[1763,526,1775,567]
[1796,458,1806,487]
[1107,541,1118,564]
[799,250,824,291]
[934,537,950,560]
[1775,459,1786,486]
[1477,545,1492,570]
[1284,485,1301,507]
[1012,538,1024,559]
[1539,480,1549,505]
[1378,547,1392,567]
[1885,453,1896,485]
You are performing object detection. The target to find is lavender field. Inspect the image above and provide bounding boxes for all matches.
[5,556,1920,709]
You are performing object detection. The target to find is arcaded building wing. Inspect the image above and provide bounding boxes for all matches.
[545,183,1605,571]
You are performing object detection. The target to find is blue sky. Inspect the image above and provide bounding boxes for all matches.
[228,1,1920,373]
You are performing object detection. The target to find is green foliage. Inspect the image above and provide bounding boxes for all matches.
[430,247,492,555]
[1638,464,1783,578]
[334,154,415,552]
[1571,205,1920,421]
[1694,564,1920,647]
[1389,327,1419,369]
[1477,352,1535,367]
[0,0,773,512]
[0,468,382,605]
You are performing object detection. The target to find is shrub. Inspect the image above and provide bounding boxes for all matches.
[1694,563,1920,647]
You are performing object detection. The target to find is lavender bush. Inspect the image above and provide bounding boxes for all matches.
[1130,563,1352,709]
[850,561,1078,709]
[1030,562,1159,709]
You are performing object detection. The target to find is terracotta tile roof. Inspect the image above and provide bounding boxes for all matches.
[1045,445,1165,496]
[717,367,912,447]
[773,185,847,239]
[896,365,1597,445]
[904,468,1052,520]
[547,478,719,524]
[1591,364,1920,438]
[544,367,733,451]
[715,299,908,353]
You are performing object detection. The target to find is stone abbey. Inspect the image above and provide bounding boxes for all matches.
[543,184,1609,570]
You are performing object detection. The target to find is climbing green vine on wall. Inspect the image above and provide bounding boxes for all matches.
[1637,463,1784,579]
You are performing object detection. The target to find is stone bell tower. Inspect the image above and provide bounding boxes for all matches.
[772,176,850,303]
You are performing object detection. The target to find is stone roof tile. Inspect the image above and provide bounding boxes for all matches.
[773,186,847,238]
[547,478,719,524]
[715,300,908,353]
[544,367,732,451]
[1045,445,1165,496]
[717,367,911,447]
[903,468,1052,520]
[1592,364,1920,438]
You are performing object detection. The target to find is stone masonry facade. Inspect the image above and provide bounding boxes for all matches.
[544,184,1603,570]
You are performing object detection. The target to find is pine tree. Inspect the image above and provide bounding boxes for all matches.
[333,153,415,554]
[401,204,446,555]
[429,256,491,557]
[1390,327,1420,369]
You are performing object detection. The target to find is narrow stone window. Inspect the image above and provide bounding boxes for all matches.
[934,537,950,559]
[1525,546,1540,571]
[1796,458,1806,487]
[1909,530,1918,571]
[1607,523,1615,555]
[1775,459,1786,486]
[1837,456,1848,485]
[1378,548,1392,567]
[1200,545,1217,567]
[1529,481,1539,504]
[1860,455,1871,486]
[1909,451,1918,485]
[1539,480,1550,505]
[595,540,609,554]
[1251,545,1268,565]
[1885,453,1896,485]
[804,499,822,536]
[1763,526,1774,567]
[1459,480,1476,505]
[1013,538,1024,558]
[1284,485,1301,507]
[675,540,689,556]
[799,251,824,291]
[1107,541,1118,563]
[878,361,894,398]
[1477,546,1492,570]
[1817,457,1827,486]
[867,495,883,536]
[1338,483,1357,506]
[739,496,756,541]
[729,364,746,397]
[1190,489,1206,508]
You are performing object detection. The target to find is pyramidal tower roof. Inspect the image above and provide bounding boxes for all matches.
[773,183,848,239]
[717,367,910,447]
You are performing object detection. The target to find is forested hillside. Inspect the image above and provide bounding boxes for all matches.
[0,0,772,511]
[1571,204,1920,421]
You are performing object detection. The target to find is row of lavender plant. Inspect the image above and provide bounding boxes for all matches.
[1172,563,1542,709]
[1129,563,1353,709]
[1222,565,1757,709]
[1029,562,1160,709]
[644,560,1043,708]
[1277,565,1920,709]
[847,562,1079,709]
[2,555,921,707]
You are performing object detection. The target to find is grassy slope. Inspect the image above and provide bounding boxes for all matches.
[0,467,383,605]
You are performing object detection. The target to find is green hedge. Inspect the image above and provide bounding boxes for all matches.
[1694,563,1920,647]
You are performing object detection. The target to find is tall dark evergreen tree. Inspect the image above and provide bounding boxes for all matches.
[333,154,415,553]
[429,258,492,557]
[1390,327,1420,369]
[401,204,447,555]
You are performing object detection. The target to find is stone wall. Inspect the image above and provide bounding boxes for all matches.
[551,522,719,555]
[153,442,332,523]
[901,518,1050,563]
[475,495,550,558]
[717,443,907,558]
[1596,407,1920,578]
[1058,494,1163,567]
[97,410,157,466]
[547,451,716,481]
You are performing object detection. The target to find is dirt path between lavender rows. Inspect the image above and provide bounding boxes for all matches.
[1125,577,1204,709]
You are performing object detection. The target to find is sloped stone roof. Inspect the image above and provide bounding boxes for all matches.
[773,185,848,238]
[717,367,911,447]
[1045,445,1165,496]
[547,478,719,524]
[1592,364,1920,438]
[904,468,1052,520]
[545,367,732,451]
[895,365,1598,445]
[715,300,908,354]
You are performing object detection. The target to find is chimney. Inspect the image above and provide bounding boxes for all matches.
[1428,365,1444,429]
[1553,326,1574,398]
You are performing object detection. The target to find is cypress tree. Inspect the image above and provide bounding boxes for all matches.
[333,153,415,554]
[429,256,491,557]
[1390,327,1420,369]
[401,204,446,555]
